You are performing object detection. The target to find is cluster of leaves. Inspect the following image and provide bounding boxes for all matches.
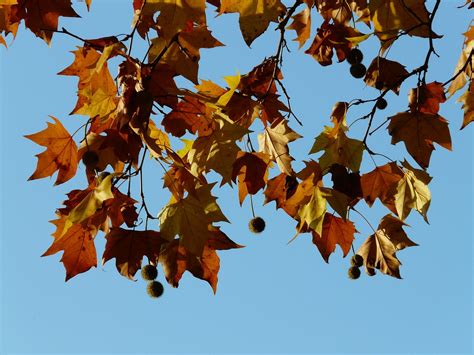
[1,0,473,292]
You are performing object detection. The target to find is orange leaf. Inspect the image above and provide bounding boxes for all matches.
[25,116,78,185]
[311,214,356,263]
[388,111,452,168]
[360,162,404,207]
[43,217,98,281]
[408,81,446,114]
[287,7,311,49]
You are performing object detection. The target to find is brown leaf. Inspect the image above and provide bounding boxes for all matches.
[388,111,452,169]
[360,162,404,207]
[162,96,214,137]
[25,116,78,185]
[159,240,220,293]
[364,57,408,94]
[305,21,361,66]
[312,214,356,262]
[102,228,165,280]
[20,0,79,44]
[231,151,270,204]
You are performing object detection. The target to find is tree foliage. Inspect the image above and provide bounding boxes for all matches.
[1,0,473,293]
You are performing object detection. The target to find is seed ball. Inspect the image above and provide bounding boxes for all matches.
[141,264,158,281]
[350,63,367,79]
[348,266,361,280]
[376,98,388,110]
[366,267,376,276]
[147,281,164,298]
[350,254,364,268]
[248,217,265,233]
[347,48,363,65]
[82,150,99,169]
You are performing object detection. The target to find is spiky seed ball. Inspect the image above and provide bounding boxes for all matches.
[82,150,99,169]
[376,98,388,110]
[366,267,376,276]
[141,264,158,281]
[348,266,361,280]
[249,217,265,233]
[347,48,363,65]
[147,281,164,298]
[350,63,367,79]
[350,254,364,268]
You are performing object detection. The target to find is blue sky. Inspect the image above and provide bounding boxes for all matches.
[0,1,472,354]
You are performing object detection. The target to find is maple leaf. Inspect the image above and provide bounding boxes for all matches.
[19,0,80,44]
[163,162,203,200]
[158,184,228,256]
[104,188,138,228]
[357,214,416,278]
[258,119,301,175]
[393,160,432,222]
[388,111,452,169]
[360,162,404,207]
[369,0,434,42]
[0,3,21,42]
[25,116,78,185]
[328,164,362,203]
[149,24,223,83]
[134,0,206,40]
[408,82,446,114]
[377,214,417,250]
[305,21,363,65]
[316,0,369,25]
[309,106,364,172]
[188,118,248,185]
[264,160,322,218]
[159,227,242,293]
[287,7,311,48]
[311,214,356,262]
[219,0,286,46]
[58,174,114,238]
[59,46,118,119]
[162,96,214,137]
[297,185,327,236]
[43,218,98,281]
[141,119,171,158]
[457,80,474,129]
[231,151,270,204]
[102,228,165,280]
[447,40,473,97]
[364,57,408,94]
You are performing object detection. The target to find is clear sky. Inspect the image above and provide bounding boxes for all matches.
[0,1,472,354]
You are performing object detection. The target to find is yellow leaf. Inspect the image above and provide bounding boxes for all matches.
[217,73,240,106]
[258,119,301,175]
[219,0,286,46]
[297,186,326,236]
[393,162,431,222]
[158,184,228,256]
